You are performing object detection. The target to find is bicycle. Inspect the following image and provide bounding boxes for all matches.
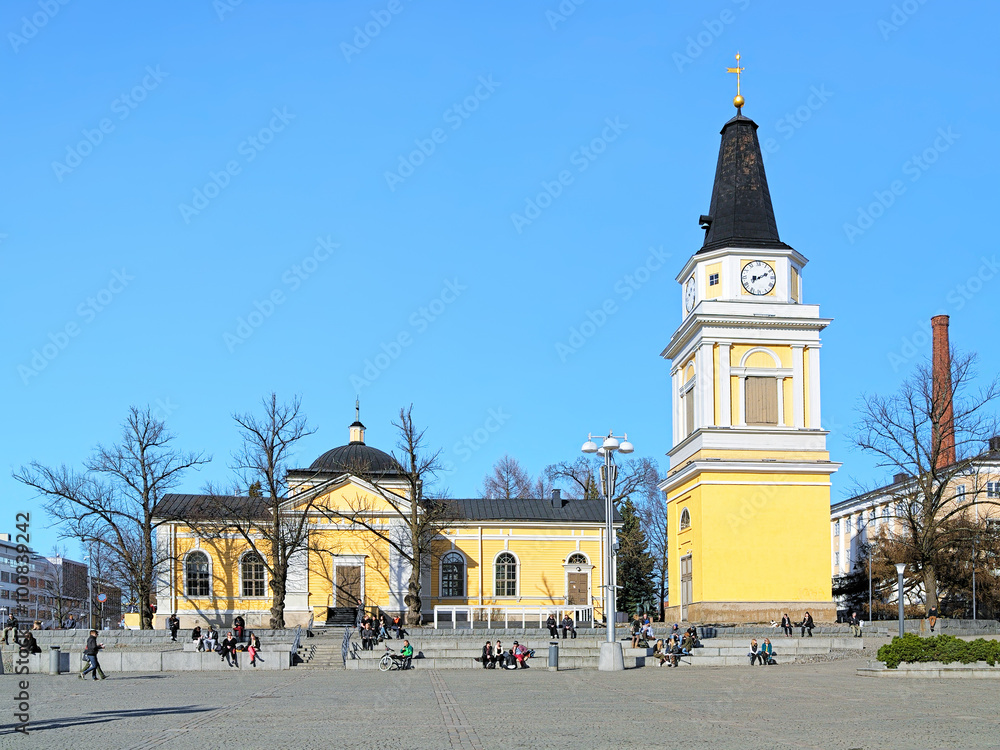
[378,645,409,672]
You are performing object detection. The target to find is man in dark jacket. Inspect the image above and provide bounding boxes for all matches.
[2,613,17,644]
[849,612,862,637]
[800,612,815,637]
[168,613,180,641]
[233,615,245,643]
[561,614,576,640]
[80,630,106,680]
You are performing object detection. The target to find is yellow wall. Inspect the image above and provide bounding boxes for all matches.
[705,262,722,298]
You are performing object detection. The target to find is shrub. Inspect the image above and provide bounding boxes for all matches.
[877,634,1000,669]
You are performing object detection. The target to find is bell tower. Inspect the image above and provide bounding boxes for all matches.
[661,66,840,623]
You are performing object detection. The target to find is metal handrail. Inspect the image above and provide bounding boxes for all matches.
[290,625,302,666]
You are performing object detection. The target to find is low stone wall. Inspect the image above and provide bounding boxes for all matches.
[24,629,298,651]
[25,644,293,673]
[858,661,1000,678]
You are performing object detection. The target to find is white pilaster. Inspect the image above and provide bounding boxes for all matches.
[792,345,805,428]
[737,375,746,426]
[699,341,715,427]
[671,367,681,445]
[718,343,732,427]
[777,377,786,427]
[807,347,822,428]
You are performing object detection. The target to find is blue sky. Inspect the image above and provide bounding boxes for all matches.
[3,0,998,558]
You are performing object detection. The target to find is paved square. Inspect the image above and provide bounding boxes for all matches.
[3,658,998,749]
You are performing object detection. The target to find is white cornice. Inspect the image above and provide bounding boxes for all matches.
[660,458,842,494]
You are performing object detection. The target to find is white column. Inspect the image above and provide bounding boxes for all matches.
[718,343,731,427]
[807,347,822,428]
[776,377,786,427]
[792,345,805,428]
[671,368,681,444]
[699,341,715,427]
[738,375,747,426]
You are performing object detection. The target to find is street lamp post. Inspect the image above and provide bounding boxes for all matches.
[895,563,906,639]
[582,431,633,672]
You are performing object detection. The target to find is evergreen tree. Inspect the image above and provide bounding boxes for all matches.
[615,497,656,614]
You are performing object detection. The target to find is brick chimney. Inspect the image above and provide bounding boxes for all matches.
[932,315,956,469]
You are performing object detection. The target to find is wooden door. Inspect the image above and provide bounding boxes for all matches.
[567,573,588,605]
[336,565,362,607]
[680,554,692,621]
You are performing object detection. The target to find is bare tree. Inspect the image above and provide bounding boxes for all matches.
[319,405,452,626]
[15,406,209,629]
[637,486,668,621]
[853,350,1000,612]
[545,455,660,504]
[480,454,534,499]
[180,394,317,630]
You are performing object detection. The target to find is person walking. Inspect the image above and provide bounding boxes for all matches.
[928,606,938,633]
[800,611,814,637]
[168,613,180,642]
[80,629,106,680]
[780,613,793,637]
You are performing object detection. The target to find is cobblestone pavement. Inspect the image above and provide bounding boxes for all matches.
[3,658,998,749]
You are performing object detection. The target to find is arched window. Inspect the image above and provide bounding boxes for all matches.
[241,553,267,597]
[185,551,210,597]
[679,508,691,531]
[440,551,465,598]
[494,552,517,597]
[567,553,588,565]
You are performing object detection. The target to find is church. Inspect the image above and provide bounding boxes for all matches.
[659,85,839,623]
[153,416,615,629]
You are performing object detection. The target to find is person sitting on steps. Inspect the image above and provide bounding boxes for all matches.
[800,611,815,637]
[399,640,413,669]
[747,638,762,666]
[546,614,559,638]
[760,638,774,665]
[561,613,577,640]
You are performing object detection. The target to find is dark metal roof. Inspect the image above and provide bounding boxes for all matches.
[450,498,620,524]
[153,493,271,520]
[308,443,402,475]
[699,114,792,254]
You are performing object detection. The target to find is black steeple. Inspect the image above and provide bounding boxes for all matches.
[698,113,791,253]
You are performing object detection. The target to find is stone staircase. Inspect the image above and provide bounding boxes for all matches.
[296,632,347,669]
[337,631,864,670]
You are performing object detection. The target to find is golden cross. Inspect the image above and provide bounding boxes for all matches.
[727,52,745,109]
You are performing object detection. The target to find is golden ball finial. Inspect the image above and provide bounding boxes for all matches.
[733,94,745,109]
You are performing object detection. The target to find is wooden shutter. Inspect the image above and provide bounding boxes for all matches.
[746,377,777,425]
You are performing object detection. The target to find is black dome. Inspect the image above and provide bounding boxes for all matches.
[309,442,401,475]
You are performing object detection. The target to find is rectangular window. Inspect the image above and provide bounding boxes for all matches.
[834,551,840,566]
[869,509,876,526]
[846,516,852,533]
[0,572,8,582]
[956,485,966,503]
[833,520,840,536]
[745,377,778,425]
[882,506,890,522]
[709,273,719,286]
[987,482,1000,499]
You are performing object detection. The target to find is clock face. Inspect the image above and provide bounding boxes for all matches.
[741,261,776,296]
[684,277,696,312]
